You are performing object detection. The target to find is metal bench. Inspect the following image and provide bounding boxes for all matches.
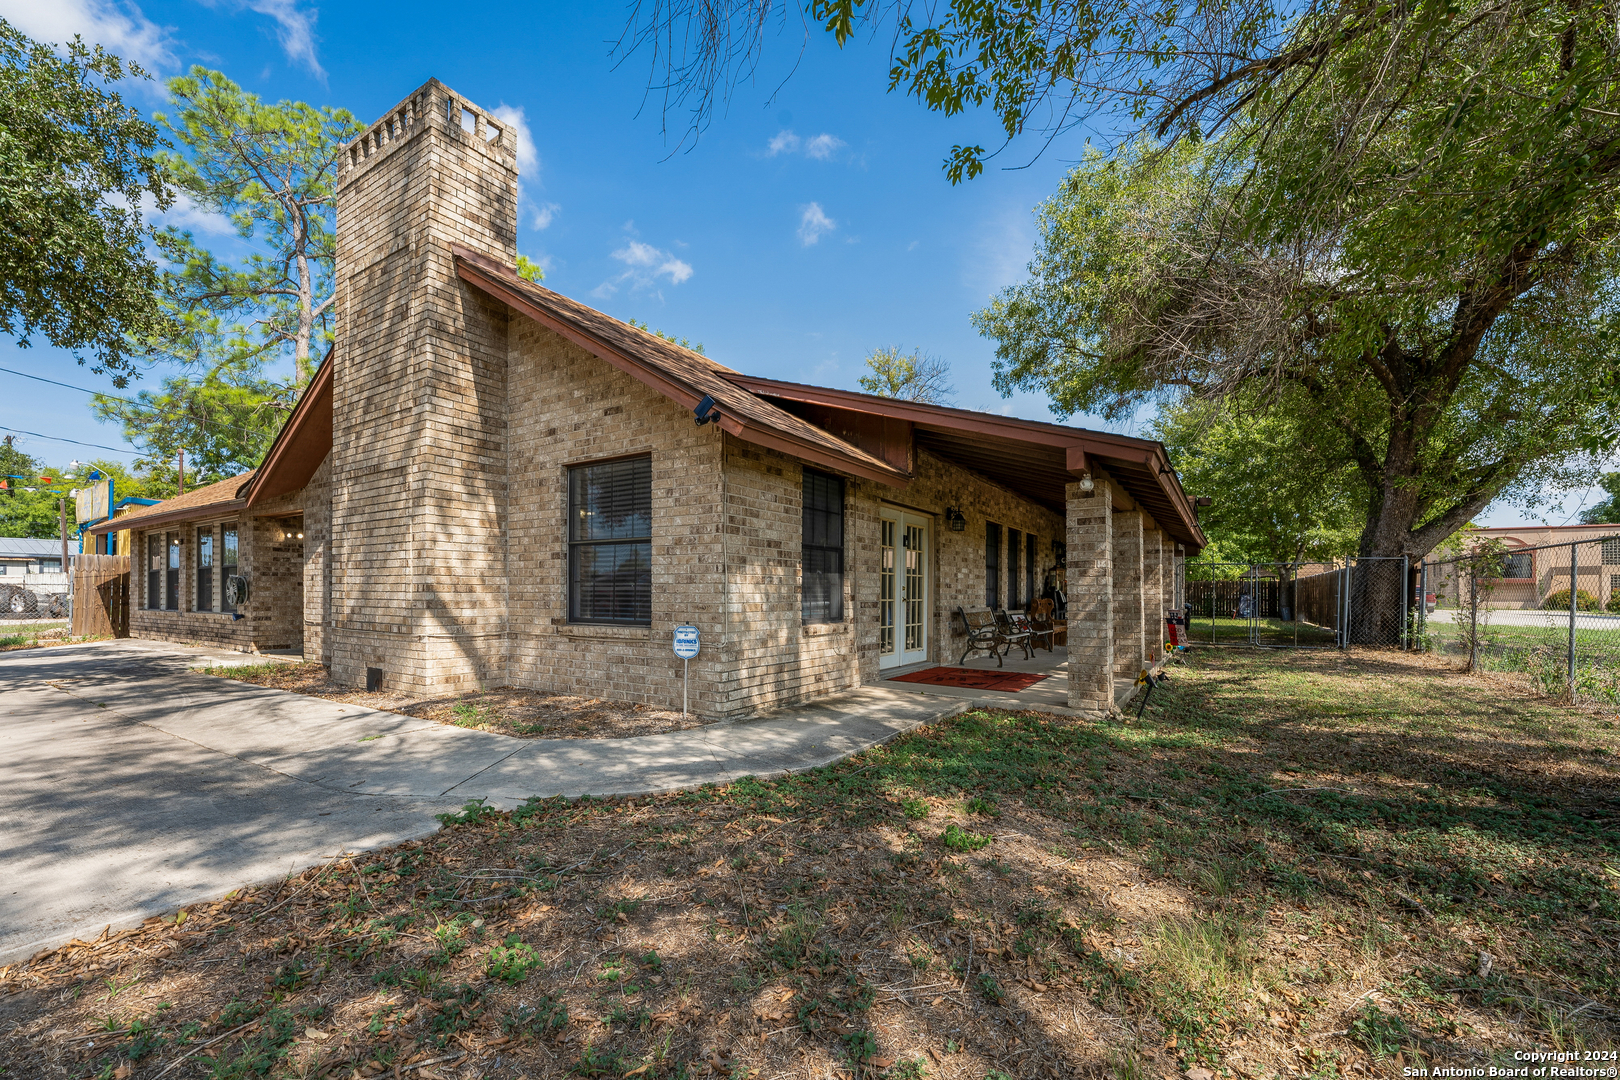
[955,607,1007,666]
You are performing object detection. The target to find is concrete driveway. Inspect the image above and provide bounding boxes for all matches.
[0,639,964,965]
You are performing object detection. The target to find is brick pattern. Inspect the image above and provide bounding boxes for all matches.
[1066,475,1114,710]
[330,79,519,694]
[1143,526,1165,662]
[126,489,311,653]
[1111,509,1144,677]
[303,456,332,664]
[503,317,730,715]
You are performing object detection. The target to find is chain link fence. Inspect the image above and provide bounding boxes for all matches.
[1183,561,1339,647]
[1420,535,1620,707]
[0,571,70,620]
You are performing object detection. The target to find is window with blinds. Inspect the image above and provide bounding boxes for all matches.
[568,455,653,624]
[802,469,845,624]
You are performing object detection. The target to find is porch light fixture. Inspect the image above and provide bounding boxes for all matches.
[1079,473,1095,493]
[945,507,966,531]
[693,394,721,426]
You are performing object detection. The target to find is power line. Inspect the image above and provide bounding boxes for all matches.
[0,425,142,455]
[0,364,279,440]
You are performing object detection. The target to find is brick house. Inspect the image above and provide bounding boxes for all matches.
[89,79,1207,717]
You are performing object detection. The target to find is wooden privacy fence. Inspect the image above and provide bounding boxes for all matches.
[71,554,130,639]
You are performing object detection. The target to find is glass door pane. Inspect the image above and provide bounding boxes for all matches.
[879,517,896,656]
[904,524,925,651]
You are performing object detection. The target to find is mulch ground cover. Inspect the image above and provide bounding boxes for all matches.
[2,649,1616,1080]
[198,662,705,740]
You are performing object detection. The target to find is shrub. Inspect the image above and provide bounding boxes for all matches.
[1608,589,1620,614]
[901,798,930,820]
[1542,588,1600,612]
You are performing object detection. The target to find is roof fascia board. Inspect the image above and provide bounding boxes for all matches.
[455,255,909,488]
[87,500,247,536]
[243,353,334,508]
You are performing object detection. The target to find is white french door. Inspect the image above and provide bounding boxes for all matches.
[878,507,930,670]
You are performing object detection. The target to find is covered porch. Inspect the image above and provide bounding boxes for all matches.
[873,645,1150,713]
[734,377,1208,715]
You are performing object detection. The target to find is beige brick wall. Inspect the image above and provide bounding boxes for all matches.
[1112,508,1145,677]
[503,317,731,713]
[330,79,518,694]
[303,455,332,664]
[1066,474,1115,710]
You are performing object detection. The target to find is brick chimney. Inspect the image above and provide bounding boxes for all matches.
[328,80,517,693]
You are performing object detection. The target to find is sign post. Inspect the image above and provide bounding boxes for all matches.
[673,624,700,718]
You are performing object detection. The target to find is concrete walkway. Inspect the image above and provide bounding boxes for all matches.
[0,639,967,965]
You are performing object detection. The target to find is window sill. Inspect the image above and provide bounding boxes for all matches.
[556,624,652,641]
[802,621,852,638]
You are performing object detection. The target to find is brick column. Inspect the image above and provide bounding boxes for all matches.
[1143,525,1164,664]
[1112,509,1144,679]
[1067,478,1114,712]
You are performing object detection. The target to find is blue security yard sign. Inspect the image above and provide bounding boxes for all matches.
[674,624,700,717]
[673,624,700,659]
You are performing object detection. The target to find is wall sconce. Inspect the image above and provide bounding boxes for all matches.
[945,507,966,532]
[1079,473,1095,493]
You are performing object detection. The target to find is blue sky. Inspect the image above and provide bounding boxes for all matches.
[0,0,1601,526]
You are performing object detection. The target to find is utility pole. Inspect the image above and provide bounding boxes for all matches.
[59,496,68,571]
[177,448,185,496]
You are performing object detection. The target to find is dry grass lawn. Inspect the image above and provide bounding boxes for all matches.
[1,649,1616,1080]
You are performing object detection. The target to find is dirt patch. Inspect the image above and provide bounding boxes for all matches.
[199,662,706,740]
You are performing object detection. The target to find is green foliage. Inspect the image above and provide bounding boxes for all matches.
[100,69,361,479]
[424,984,483,1046]
[1541,588,1600,613]
[963,796,999,817]
[515,254,545,282]
[1148,396,1361,564]
[1350,1002,1411,1060]
[858,346,954,404]
[486,934,540,983]
[501,994,567,1039]
[627,318,704,355]
[941,823,992,852]
[1579,473,1620,525]
[0,18,168,382]
[901,797,930,820]
[0,448,64,539]
[436,798,494,827]
[976,124,1618,558]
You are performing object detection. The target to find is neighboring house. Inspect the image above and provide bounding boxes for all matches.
[1436,524,1620,608]
[89,79,1208,718]
[0,537,64,575]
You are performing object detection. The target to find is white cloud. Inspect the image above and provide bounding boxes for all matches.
[0,0,174,70]
[239,0,323,78]
[765,129,846,161]
[798,202,836,246]
[490,103,558,230]
[156,191,236,237]
[594,238,694,298]
[804,133,846,160]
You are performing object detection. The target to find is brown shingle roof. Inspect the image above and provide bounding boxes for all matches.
[452,246,911,487]
[85,471,253,535]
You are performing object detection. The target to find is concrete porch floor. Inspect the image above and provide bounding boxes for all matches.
[874,644,1145,713]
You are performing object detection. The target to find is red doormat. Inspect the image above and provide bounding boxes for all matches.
[888,666,1051,693]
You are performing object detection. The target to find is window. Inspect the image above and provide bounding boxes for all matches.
[1502,550,1532,580]
[165,534,180,610]
[38,558,60,572]
[1007,528,1022,609]
[802,470,845,624]
[147,535,161,608]
[197,527,214,611]
[221,525,239,612]
[1026,532,1036,608]
[1603,538,1620,566]
[985,522,1000,608]
[568,456,652,624]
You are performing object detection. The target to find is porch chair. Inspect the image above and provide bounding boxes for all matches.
[994,608,1035,661]
[956,607,1007,667]
[1026,598,1059,653]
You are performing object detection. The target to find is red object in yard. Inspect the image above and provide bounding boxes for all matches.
[1166,617,1183,648]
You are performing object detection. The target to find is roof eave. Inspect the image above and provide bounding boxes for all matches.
[452,250,910,488]
[86,498,248,536]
